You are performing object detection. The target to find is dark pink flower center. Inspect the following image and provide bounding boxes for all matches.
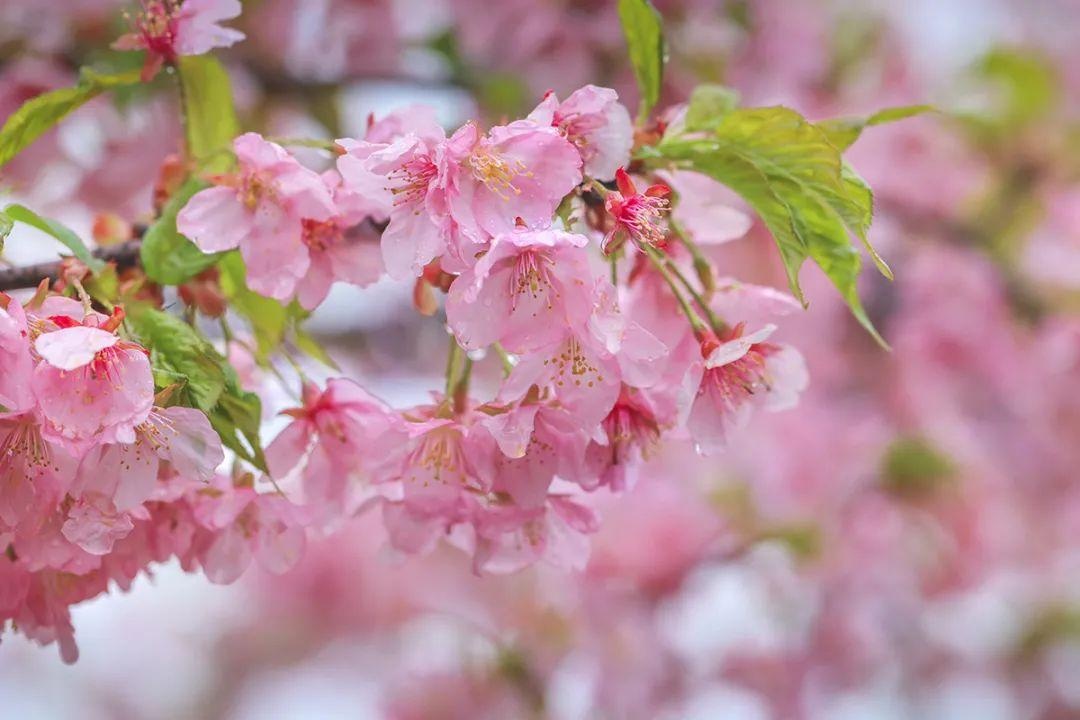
[133,0,182,60]
[606,192,670,247]
[388,154,437,208]
[602,392,661,464]
[301,218,342,252]
[509,250,557,312]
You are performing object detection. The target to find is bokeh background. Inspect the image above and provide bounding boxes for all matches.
[1,1,1079,718]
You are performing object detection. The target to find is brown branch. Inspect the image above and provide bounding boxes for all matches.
[0,218,387,294]
[0,239,143,293]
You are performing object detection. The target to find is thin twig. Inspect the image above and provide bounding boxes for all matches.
[0,239,142,293]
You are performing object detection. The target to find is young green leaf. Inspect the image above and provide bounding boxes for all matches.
[130,308,227,412]
[816,104,933,152]
[618,0,666,120]
[294,326,339,370]
[217,252,290,362]
[644,106,890,345]
[177,55,240,170]
[210,380,267,472]
[683,84,740,132]
[140,178,221,285]
[0,211,12,252]
[129,306,269,470]
[2,204,106,273]
[0,68,141,168]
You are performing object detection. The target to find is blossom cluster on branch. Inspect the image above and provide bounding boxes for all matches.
[0,0,907,667]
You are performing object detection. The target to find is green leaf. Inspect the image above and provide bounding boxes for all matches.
[0,68,141,168]
[645,106,889,345]
[816,104,933,152]
[294,327,339,370]
[129,306,268,471]
[2,204,105,273]
[839,163,891,279]
[209,380,267,472]
[129,308,227,412]
[217,252,290,362]
[618,0,666,120]
[0,211,12,252]
[683,84,740,132]
[177,55,239,171]
[84,264,119,307]
[140,178,220,285]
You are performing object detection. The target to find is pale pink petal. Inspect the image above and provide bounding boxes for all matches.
[34,327,118,371]
[201,526,252,584]
[176,185,249,253]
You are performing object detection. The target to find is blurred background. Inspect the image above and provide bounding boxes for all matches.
[1,0,1079,718]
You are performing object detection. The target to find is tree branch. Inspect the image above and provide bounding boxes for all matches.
[0,239,143,293]
[0,217,388,294]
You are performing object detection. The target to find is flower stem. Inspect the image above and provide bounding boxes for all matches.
[444,336,473,414]
[668,216,717,299]
[444,337,464,397]
[492,343,515,377]
[643,245,709,336]
[266,136,340,153]
[662,255,728,334]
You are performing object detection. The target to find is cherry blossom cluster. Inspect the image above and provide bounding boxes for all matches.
[175,86,809,573]
[0,291,304,661]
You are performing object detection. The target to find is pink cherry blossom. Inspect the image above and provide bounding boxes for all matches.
[73,405,225,511]
[603,168,671,252]
[293,171,384,310]
[583,386,664,492]
[528,85,633,181]
[61,495,136,555]
[687,323,808,454]
[32,322,155,450]
[193,480,308,584]
[483,401,589,507]
[338,132,448,280]
[267,379,405,515]
[113,0,245,81]
[443,119,582,240]
[468,494,599,574]
[444,228,595,353]
[177,132,336,301]
[501,282,668,429]
[0,413,77,532]
[0,296,34,413]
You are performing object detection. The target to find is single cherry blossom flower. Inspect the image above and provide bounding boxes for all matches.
[61,496,136,556]
[468,494,599,574]
[338,132,448,280]
[501,282,668,429]
[267,379,405,516]
[177,133,336,301]
[583,386,664,493]
[483,402,590,508]
[293,170,384,310]
[0,413,77,532]
[73,406,225,512]
[603,168,671,253]
[687,323,808,454]
[443,120,582,241]
[528,85,633,181]
[444,228,595,354]
[193,480,308,584]
[114,0,245,82]
[32,321,155,451]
